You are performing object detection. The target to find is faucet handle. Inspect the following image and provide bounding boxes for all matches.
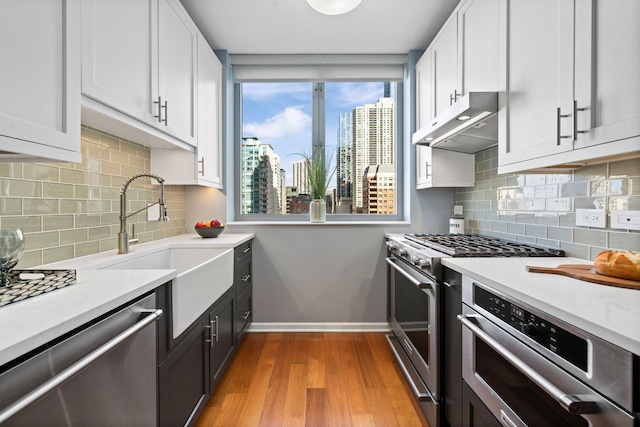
[128,224,139,246]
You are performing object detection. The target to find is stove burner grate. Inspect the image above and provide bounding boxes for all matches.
[404,234,565,257]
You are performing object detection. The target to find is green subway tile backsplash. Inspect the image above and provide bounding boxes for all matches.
[454,146,640,260]
[0,126,186,268]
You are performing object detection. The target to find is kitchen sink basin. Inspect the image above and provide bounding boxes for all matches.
[96,247,234,338]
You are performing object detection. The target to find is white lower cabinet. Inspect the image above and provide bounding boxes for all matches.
[0,0,81,162]
[498,0,640,174]
[416,146,475,189]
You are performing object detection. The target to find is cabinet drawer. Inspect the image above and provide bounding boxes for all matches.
[234,241,252,264]
[236,293,252,343]
[235,260,252,298]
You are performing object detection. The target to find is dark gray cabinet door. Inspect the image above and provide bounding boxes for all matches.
[462,381,501,427]
[443,267,463,427]
[208,287,235,393]
[158,321,208,427]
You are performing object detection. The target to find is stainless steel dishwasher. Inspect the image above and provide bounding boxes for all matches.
[0,292,162,426]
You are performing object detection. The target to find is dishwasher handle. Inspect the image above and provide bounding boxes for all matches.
[0,308,163,424]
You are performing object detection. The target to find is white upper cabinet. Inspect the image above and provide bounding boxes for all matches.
[432,15,460,116]
[81,0,155,126]
[459,0,499,96]
[156,0,197,146]
[152,34,223,188]
[0,0,81,162]
[427,0,499,118]
[81,0,197,148]
[414,0,497,188]
[498,0,640,173]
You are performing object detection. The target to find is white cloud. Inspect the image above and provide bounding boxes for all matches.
[243,106,311,139]
[330,82,384,107]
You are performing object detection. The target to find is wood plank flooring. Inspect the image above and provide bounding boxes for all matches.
[194,332,430,427]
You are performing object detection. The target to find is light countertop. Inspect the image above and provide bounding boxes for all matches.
[0,233,254,367]
[442,257,640,355]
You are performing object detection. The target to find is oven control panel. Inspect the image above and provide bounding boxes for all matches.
[475,286,588,371]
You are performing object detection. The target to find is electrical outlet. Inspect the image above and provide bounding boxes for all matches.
[575,208,607,228]
[610,210,640,231]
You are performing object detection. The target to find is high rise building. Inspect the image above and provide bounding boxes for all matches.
[241,137,283,214]
[362,164,396,214]
[292,158,310,195]
[337,112,353,201]
[352,97,395,211]
[383,81,396,99]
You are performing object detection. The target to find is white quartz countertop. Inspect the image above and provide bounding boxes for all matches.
[0,269,174,367]
[442,257,640,355]
[41,233,255,270]
[0,233,254,367]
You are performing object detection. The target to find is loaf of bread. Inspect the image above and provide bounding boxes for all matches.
[594,250,640,281]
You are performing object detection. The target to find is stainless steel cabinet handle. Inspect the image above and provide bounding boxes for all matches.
[154,97,167,125]
[242,247,251,254]
[573,100,588,140]
[198,157,205,176]
[241,274,251,282]
[163,100,168,125]
[556,107,571,145]
[449,89,461,105]
[0,309,163,424]
[205,316,219,347]
[443,281,455,288]
[242,311,251,321]
[457,314,598,415]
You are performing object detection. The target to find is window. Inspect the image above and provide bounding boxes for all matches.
[232,55,405,222]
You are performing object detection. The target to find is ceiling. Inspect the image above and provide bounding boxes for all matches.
[179,0,460,55]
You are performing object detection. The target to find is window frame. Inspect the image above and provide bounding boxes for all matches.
[232,58,405,223]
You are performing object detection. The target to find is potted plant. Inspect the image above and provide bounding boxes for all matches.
[298,150,336,223]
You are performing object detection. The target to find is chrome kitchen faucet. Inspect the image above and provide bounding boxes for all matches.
[118,173,169,254]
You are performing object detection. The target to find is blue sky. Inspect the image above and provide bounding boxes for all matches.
[242,82,388,186]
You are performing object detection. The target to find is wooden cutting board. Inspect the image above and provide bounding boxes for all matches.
[526,264,640,290]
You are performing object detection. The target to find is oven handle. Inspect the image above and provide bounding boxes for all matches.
[385,257,434,290]
[457,314,598,415]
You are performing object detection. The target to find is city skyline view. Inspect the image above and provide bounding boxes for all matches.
[242,81,391,188]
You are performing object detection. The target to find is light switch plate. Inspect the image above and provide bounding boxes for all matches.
[610,210,640,231]
[147,203,159,221]
[575,208,607,228]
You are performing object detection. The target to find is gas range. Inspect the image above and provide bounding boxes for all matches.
[386,233,565,280]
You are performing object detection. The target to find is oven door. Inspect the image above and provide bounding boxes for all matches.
[386,256,440,426]
[459,305,637,427]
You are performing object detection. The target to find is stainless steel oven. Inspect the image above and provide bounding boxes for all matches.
[385,233,567,427]
[386,255,440,426]
[459,276,639,427]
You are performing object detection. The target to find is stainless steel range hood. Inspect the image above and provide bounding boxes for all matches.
[412,92,498,153]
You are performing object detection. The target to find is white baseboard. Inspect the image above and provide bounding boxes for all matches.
[248,322,391,333]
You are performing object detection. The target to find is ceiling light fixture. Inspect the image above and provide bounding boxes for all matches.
[306,0,363,15]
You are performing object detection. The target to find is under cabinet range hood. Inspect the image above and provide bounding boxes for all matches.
[413,92,498,153]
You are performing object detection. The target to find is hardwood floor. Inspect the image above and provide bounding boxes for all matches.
[195,332,430,427]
